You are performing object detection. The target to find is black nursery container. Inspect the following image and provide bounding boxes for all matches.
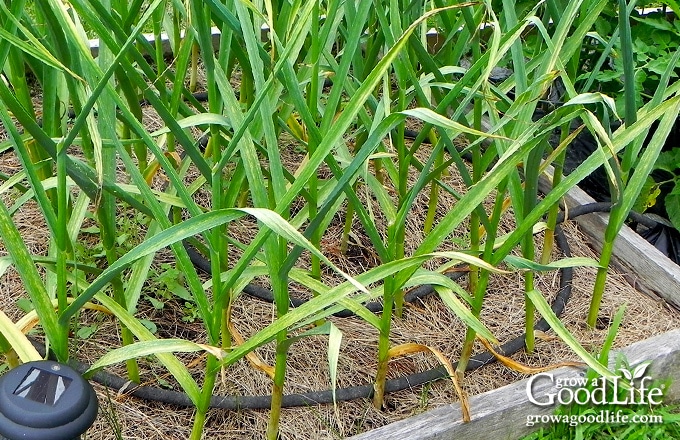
[0,360,98,440]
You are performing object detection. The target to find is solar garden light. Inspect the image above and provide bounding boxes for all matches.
[0,360,98,440]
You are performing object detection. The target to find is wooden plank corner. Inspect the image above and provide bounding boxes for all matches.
[537,172,680,311]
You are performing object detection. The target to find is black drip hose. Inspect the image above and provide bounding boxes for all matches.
[556,202,659,229]
[34,203,664,409]
[183,244,451,318]
[33,217,584,411]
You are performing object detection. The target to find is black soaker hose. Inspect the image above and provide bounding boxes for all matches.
[34,221,581,410]
[68,202,659,409]
[35,203,665,409]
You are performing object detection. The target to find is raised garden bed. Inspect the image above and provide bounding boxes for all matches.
[2,2,680,440]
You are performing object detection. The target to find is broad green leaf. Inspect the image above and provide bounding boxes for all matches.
[666,193,680,232]
[632,176,660,213]
[76,325,98,340]
[611,97,680,241]
[86,339,225,376]
[654,149,680,173]
[526,289,616,381]
[0,309,41,362]
[503,256,602,271]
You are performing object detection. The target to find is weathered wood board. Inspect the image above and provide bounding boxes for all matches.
[349,329,680,440]
[537,174,680,310]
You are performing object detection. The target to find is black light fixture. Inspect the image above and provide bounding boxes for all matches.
[0,360,98,440]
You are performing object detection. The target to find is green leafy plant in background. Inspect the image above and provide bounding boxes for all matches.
[585,1,680,110]
[646,149,680,231]
[569,1,680,240]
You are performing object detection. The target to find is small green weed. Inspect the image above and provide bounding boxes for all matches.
[142,263,197,323]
